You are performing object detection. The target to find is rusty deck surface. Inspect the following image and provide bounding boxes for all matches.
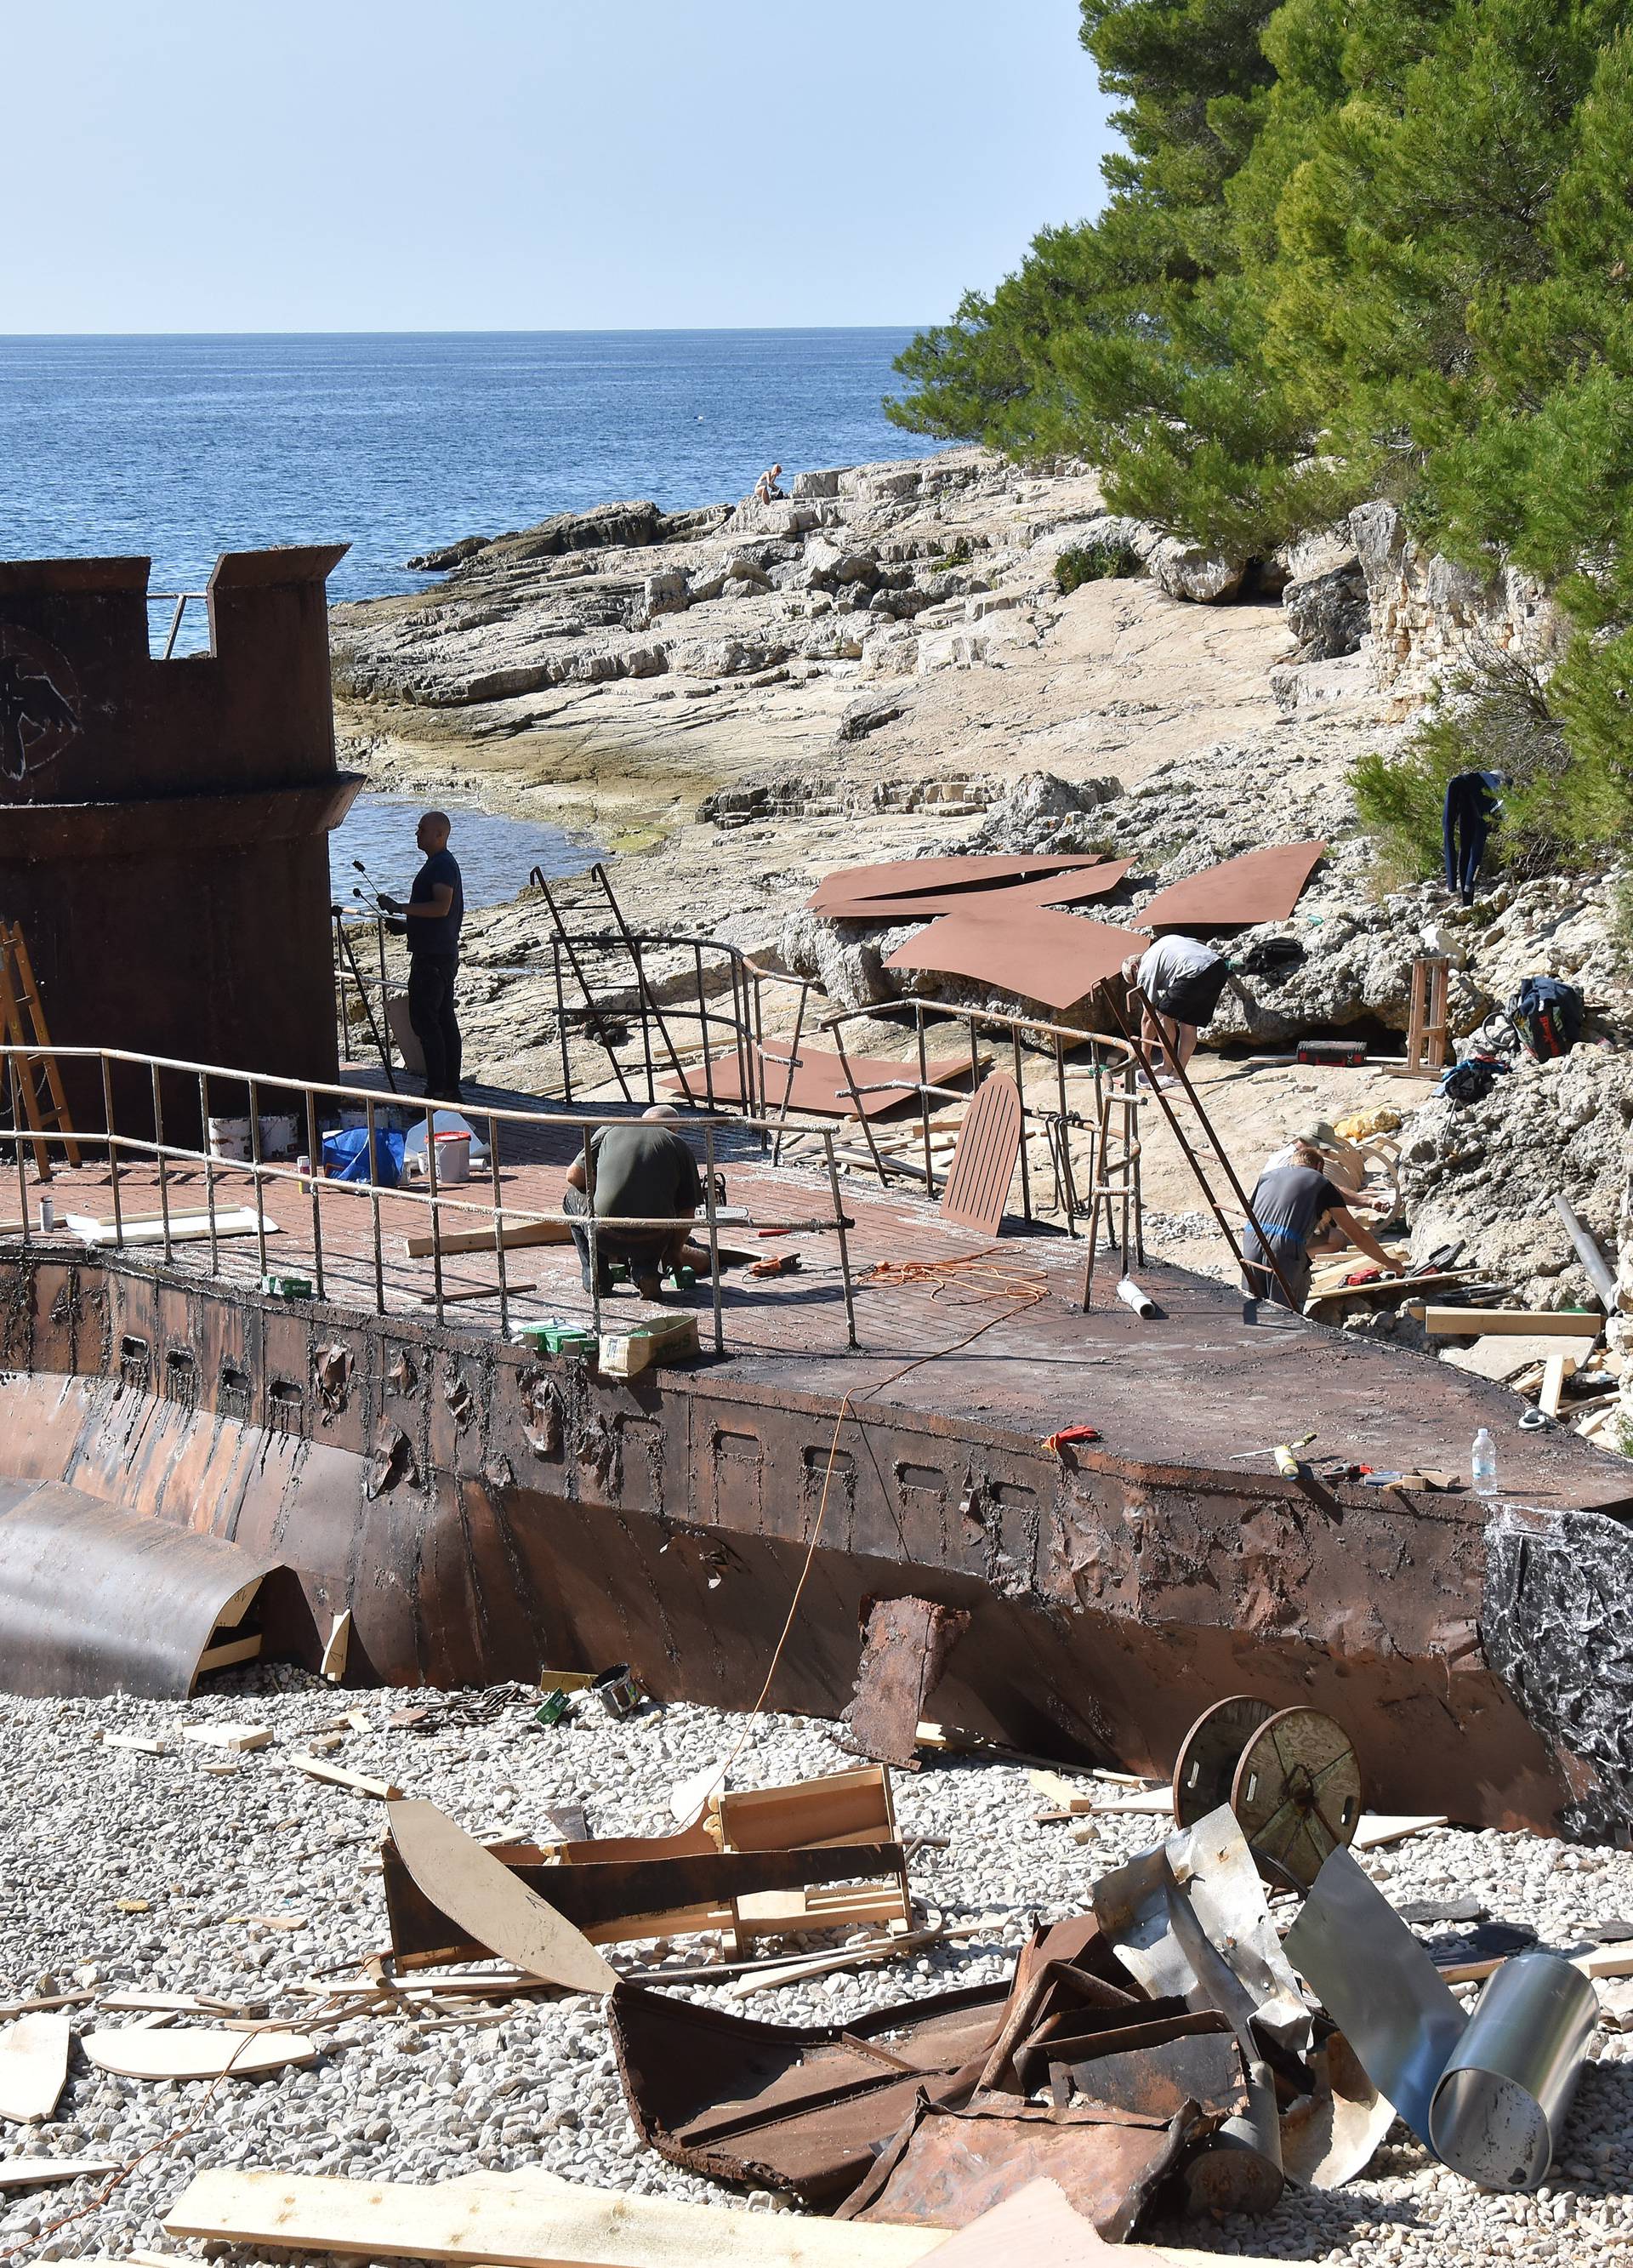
[5,1074,1626,1515]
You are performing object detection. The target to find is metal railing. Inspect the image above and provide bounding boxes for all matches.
[146,590,211,661]
[0,1046,860,1353]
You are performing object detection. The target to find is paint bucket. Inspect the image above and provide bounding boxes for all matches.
[208,1115,253,1162]
[433,1131,472,1184]
[258,1113,299,1160]
[37,1194,55,1231]
[592,1663,643,1720]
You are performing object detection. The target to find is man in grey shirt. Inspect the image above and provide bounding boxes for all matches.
[1241,1141,1397,1309]
[563,1105,704,1297]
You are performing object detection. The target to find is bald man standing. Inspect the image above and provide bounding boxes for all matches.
[382,811,465,1103]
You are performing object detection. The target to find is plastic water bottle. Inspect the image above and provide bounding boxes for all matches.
[1472,1427,1498,1496]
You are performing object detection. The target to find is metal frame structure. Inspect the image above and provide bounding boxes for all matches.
[0,1044,859,1353]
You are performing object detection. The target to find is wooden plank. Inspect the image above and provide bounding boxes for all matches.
[0,2012,71,2123]
[1539,1353,1575,1419]
[925,2175,1282,2266]
[0,1991,96,2022]
[321,1609,351,1684]
[1421,1306,1602,1337]
[194,1631,263,1673]
[1352,1813,1448,1849]
[166,2166,944,2267]
[182,1722,272,1753]
[386,1798,618,1996]
[1441,1333,1581,1382]
[402,1218,569,1261]
[0,2156,121,2191]
[82,2027,316,2081]
[292,1753,401,1800]
[64,1207,270,1248]
[101,1731,166,1755]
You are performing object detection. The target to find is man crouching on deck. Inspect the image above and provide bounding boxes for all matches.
[381,812,464,1104]
[564,1105,709,1299]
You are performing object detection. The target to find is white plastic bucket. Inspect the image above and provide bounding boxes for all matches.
[433,1131,472,1184]
[258,1112,299,1160]
[208,1115,253,1162]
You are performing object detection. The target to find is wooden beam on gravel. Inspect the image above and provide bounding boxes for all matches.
[164,2167,946,2267]
[1420,1306,1602,1337]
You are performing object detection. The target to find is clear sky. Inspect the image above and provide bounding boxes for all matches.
[1,1,1112,334]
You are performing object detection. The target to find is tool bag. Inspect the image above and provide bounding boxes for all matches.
[1506,975,1583,1060]
[1437,1054,1507,1105]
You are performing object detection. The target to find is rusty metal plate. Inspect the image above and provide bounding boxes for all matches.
[939,1075,1022,1236]
[841,1595,972,1766]
[810,863,1135,923]
[1053,2027,1247,2123]
[1138,841,1328,934]
[0,1477,298,1699]
[885,909,1149,1012]
[608,1979,1009,2203]
[1231,1705,1363,1892]
[662,1046,973,1119]
[840,2094,1200,2239]
[809,856,1109,912]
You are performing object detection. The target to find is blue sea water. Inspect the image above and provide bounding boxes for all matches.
[0,328,941,605]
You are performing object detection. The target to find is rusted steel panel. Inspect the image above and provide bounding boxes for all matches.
[1051,2029,1246,2122]
[839,2094,1199,2238]
[885,910,1149,1013]
[842,1596,972,1766]
[1139,841,1328,934]
[809,856,1109,912]
[807,863,1135,921]
[0,1478,308,1696]
[0,545,359,1137]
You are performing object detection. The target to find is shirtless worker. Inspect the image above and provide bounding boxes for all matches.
[563,1104,711,1299]
[1240,1140,1397,1310]
[380,812,465,1104]
[754,463,786,504]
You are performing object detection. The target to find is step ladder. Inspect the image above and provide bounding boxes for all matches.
[0,920,81,1180]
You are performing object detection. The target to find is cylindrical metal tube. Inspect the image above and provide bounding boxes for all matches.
[1429,1952,1597,2191]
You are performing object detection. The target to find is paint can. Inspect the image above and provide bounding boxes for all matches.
[208,1115,253,1162]
[37,1193,55,1231]
[258,1113,299,1160]
[433,1130,472,1184]
[592,1663,643,1720]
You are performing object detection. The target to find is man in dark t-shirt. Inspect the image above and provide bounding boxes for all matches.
[1241,1141,1397,1309]
[382,812,465,1103]
[563,1106,706,1298]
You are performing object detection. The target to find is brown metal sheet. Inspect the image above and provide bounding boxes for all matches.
[608,1980,1008,2203]
[1138,841,1328,934]
[1052,2030,1247,2123]
[939,1074,1022,1235]
[811,864,1134,923]
[381,1836,909,1961]
[840,2094,1198,2239]
[0,1478,300,1699]
[885,909,1148,1012]
[842,1595,971,1766]
[662,1046,973,1119]
[809,856,1108,913]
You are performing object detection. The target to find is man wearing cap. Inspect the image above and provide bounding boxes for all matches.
[1266,1121,1393,1253]
[563,1105,708,1299]
[1241,1139,1398,1310]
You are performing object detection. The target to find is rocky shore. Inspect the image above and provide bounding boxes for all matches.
[332,444,1633,1445]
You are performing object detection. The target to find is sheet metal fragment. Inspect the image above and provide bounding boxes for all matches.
[841,1596,970,1768]
[1285,1848,1597,2190]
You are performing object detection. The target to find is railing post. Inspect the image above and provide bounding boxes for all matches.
[583,1126,601,1337]
[424,1102,443,1327]
[822,1129,857,1350]
[151,1064,174,1266]
[489,1110,509,1339]
[1010,1028,1032,1224]
[304,1086,325,1301]
[10,1058,30,1242]
[248,1076,267,1279]
[198,1070,219,1276]
[100,1055,124,1251]
[365,1094,384,1316]
[703,1121,722,1358]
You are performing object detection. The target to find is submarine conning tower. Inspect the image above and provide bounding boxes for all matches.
[0,544,361,1137]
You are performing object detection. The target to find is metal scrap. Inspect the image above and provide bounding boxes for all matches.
[841,1595,972,1768]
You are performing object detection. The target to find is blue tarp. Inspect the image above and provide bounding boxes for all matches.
[321,1125,407,1187]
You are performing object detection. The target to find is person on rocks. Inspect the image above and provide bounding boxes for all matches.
[563,1104,710,1299]
[754,463,786,504]
[1264,1120,1393,1253]
[380,811,465,1104]
[1240,1139,1397,1310]
[1122,935,1232,1085]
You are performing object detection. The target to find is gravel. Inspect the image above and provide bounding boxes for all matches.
[4,1665,1633,2264]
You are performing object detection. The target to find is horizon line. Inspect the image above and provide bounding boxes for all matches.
[0,322,934,343]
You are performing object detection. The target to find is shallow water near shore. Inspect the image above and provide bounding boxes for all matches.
[331,792,599,911]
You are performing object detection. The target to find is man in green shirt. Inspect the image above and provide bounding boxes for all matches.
[563,1105,705,1297]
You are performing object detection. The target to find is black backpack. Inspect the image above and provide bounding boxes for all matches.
[1507,976,1584,1060]
[1438,1054,1507,1104]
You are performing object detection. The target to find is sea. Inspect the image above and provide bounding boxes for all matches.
[0,327,942,899]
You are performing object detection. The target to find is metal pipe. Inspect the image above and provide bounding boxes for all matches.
[769,977,809,1170]
[822,1129,858,1350]
[1010,1028,1032,1223]
[161,592,187,662]
[695,943,714,1113]
[916,1006,933,1198]
[366,1094,384,1316]
[198,1071,219,1276]
[538,875,632,1103]
[489,1110,509,1339]
[424,1101,443,1327]
[830,1020,890,1186]
[247,1077,268,1279]
[583,1127,601,1338]
[101,1055,124,1252]
[10,1059,28,1243]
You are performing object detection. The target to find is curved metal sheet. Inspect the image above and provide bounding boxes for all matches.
[0,1479,293,1700]
[1138,841,1328,935]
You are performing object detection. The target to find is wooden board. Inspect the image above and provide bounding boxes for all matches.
[82,2027,316,2081]
[1421,1307,1602,1337]
[1440,1333,1583,1382]
[0,2012,70,2123]
[166,2165,946,2267]
[925,2176,1280,2266]
[182,1722,271,1752]
[321,1609,351,1683]
[1352,1813,1447,1849]
[403,1218,569,1260]
[0,2156,120,2191]
[938,1074,1023,1235]
[293,1753,401,1799]
[385,1798,619,1995]
[195,1631,263,1673]
[64,1207,272,1248]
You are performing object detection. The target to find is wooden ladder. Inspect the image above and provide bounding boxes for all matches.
[0,920,80,1179]
[1404,954,1451,1078]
